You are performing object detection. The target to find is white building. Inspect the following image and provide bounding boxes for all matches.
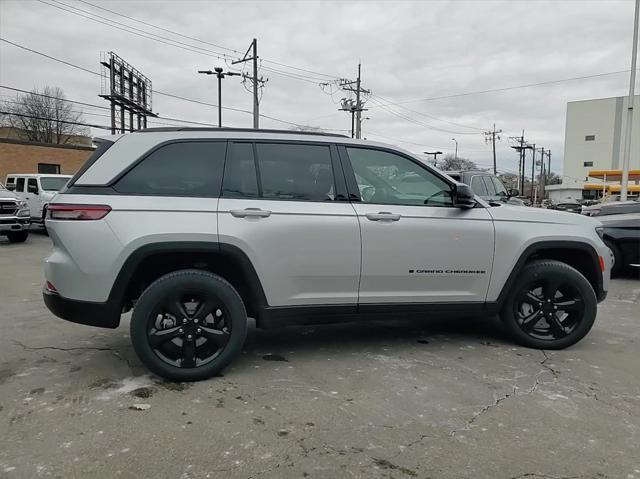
[555,94,640,201]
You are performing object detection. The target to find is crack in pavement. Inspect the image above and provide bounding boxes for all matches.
[12,340,136,369]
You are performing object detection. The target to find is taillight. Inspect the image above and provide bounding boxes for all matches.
[599,255,606,272]
[47,204,111,220]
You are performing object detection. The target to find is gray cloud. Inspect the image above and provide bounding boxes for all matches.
[0,0,636,178]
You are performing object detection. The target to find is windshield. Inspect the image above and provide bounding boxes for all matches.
[40,177,70,191]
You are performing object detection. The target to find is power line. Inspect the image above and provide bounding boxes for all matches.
[0,110,112,130]
[370,69,636,108]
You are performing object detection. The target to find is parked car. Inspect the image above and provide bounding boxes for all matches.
[0,182,30,243]
[5,174,72,226]
[592,202,640,275]
[548,201,583,214]
[43,128,610,381]
[582,200,640,217]
[444,170,526,206]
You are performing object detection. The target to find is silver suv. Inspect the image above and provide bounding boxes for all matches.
[43,128,611,381]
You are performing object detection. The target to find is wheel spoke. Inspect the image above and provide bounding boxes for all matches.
[543,279,561,301]
[148,326,182,347]
[193,298,217,320]
[548,315,567,338]
[521,311,543,332]
[524,291,542,304]
[165,296,189,320]
[554,298,582,312]
[199,325,230,349]
[181,339,196,368]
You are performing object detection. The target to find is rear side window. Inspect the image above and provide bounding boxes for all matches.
[115,141,226,196]
[255,143,335,201]
[222,142,259,198]
[15,177,25,192]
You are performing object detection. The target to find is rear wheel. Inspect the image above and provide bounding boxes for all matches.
[500,260,597,350]
[130,269,248,381]
[6,231,28,243]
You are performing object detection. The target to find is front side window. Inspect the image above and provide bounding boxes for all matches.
[490,176,508,197]
[256,143,335,201]
[346,147,453,206]
[482,176,497,196]
[27,178,38,194]
[115,141,226,196]
[470,176,489,196]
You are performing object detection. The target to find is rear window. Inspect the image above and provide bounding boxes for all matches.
[115,141,226,197]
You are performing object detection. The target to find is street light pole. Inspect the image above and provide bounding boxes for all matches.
[451,138,458,160]
[198,67,241,127]
[620,0,639,201]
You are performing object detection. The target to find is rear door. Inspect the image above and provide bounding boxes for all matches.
[341,146,494,304]
[218,141,360,307]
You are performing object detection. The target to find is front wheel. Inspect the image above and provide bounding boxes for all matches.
[6,231,28,243]
[130,269,248,381]
[500,260,597,350]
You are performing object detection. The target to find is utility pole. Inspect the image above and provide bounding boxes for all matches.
[621,0,639,201]
[232,39,266,129]
[539,147,545,201]
[547,150,552,186]
[530,143,536,202]
[198,67,241,127]
[484,123,502,174]
[339,64,369,139]
[510,130,526,194]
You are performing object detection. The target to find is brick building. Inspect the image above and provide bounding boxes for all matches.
[0,138,94,182]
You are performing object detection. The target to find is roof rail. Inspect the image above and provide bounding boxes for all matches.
[138,127,349,138]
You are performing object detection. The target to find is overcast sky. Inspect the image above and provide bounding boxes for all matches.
[0,0,637,178]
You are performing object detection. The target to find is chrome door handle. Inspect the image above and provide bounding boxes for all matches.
[230,208,272,218]
[365,212,401,221]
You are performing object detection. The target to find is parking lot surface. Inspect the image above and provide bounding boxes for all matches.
[1,233,639,479]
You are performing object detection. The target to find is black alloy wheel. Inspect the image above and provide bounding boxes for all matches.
[131,270,247,381]
[501,260,597,350]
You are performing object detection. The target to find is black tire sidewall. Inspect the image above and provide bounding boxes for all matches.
[7,231,28,243]
[130,269,247,381]
[501,260,597,350]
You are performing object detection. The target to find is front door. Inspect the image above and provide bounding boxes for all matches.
[25,178,43,220]
[341,146,494,304]
[218,141,361,307]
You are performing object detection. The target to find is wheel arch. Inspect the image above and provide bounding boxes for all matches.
[109,241,268,319]
[495,240,604,306]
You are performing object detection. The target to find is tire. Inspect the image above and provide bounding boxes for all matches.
[130,269,248,381]
[500,260,597,350]
[6,231,28,243]
[604,239,622,276]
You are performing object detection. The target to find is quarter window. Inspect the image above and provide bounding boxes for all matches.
[255,143,335,201]
[346,147,453,207]
[115,141,226,196]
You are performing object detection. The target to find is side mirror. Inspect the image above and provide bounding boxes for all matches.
[453,183,476,209]
[507,188,519,197]
[27,184,39,194]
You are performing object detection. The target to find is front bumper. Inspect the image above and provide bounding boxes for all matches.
[0,217,30,233]
[43,289,121,329]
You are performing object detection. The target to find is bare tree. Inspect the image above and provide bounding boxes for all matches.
[436,154,477,171]
[0,86,88,144]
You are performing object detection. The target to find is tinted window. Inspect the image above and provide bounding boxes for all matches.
[470,176,488,196]
[15,177,25,192]
[490,176,508,196]
[115,142,226,196]
[346,147,453,206]
[256,143,335,201]
[27,178,38,193]
[222,143,258,198]
[482,176,497,196]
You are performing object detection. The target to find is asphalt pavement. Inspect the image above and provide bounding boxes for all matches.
[1,232,639,479]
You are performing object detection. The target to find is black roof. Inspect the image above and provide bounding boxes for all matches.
[138,127,348,138]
